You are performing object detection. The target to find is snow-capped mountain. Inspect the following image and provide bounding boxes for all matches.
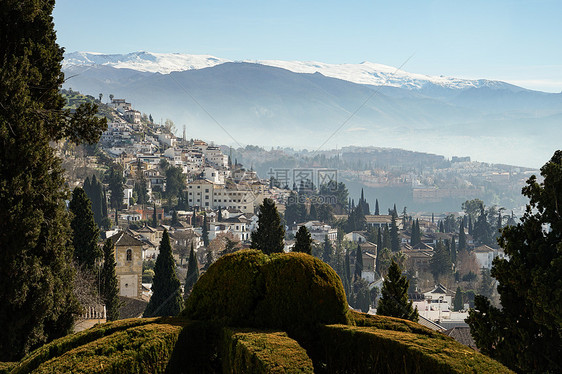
[63,51,516,91]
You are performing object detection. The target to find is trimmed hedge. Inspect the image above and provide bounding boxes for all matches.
[221,328,314,373]
[317,324,514,374]
[9,318,189,374]
[0,363,14,374]
[11,318,157,374]
[183,250,348,333]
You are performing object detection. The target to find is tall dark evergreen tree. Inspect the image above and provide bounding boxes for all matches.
[108,164,124,212]
[354,244,363,280]
[376,229,383,276]
[0,1,106,360]
[293,226,313,254]
[467,151,562,373]
[202,213,209,247]
[251,199,285,254]
[184,243,199,299]
[322,235,333,263]
[374,199,380,215]
[430,240,452,281]
[450,235,457,265]
[344,248,352,297]
[390,214,400,252]
[152,203,158,227]
[377,261,418,322]
[217,205,223,221]
[143,230,183,317]
[171,210,179,226]
[69,187,102,269]
[458,222,467,251]
[101,239,119,321]
[453,286,464,311]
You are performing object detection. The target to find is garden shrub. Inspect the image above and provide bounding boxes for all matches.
[316,324,514,374]
[11,318,156,374]
[30,320,185,373]
[221,328,314,374]
[183,250,348,333]
[183,250,269,325]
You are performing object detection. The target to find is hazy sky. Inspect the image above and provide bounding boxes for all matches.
[54,0,561,92]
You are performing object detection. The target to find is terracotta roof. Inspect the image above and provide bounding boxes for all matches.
[109,231,144,247]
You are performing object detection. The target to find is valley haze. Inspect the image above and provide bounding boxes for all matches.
[62,51,562,168]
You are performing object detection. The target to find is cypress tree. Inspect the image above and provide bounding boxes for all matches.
[458,222,467,251]
[377,261,418,322]
[374,199,380,215]
[202,213,209,247]
[101,239,119,321]
[430,240,452,282]
[184,243,199,299]
[152,203,158,227]
[322,234,333,263]
[143,230,183,317]
[69,187,101,269]
[450,235,457,265]
[218,205,223,221]
[390,214,400,252]
[251,198,285,254]
[344,248,352,297]
[376,228,382,276]
[0,1,106,360]
[354,244,363,280]
[171,210,179,226]
[293,226,312,254]
[453,286,463,311]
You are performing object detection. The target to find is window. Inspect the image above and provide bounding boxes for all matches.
[126,249,132,262]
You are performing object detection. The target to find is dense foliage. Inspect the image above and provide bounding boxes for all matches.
[377,261,419,322]
[144,230,183,317]
[69,187,101,269]
[467,151,562,373]
[183,243,200,298]
[293,225,312,254]
[0,0,106,361]
[250,198,285,254]
[101,239,119,321]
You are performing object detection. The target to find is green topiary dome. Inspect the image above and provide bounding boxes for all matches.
[182,250,349,332]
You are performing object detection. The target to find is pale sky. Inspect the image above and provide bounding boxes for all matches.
[53,0,562,93]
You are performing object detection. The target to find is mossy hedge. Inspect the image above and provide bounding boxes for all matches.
[316,324,514,374]
[8,318,189,374]
[183,250,348,333]
[221,328,314,373]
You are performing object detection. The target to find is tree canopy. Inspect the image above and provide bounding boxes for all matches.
[293,226,312,254]
[251,199,285,254]
[377,261,418,322]
[467,151,562,373]
[0,0,106,361]
[69,187,101,269]
[144,230,183,317]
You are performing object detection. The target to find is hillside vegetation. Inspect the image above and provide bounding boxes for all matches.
[1,251,513,373]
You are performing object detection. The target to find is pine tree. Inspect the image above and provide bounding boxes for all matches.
[69,187,101,269]
[143,230,183,317]
[374,199,380,215]
[354,244,363,280]
[251,198,285,254]
[294,226,312,254]
[453,286,463,311]
[0,1,106,360]
[322,235,333,263]
[101,239,119,321]
[184,243,199,299]
[202,213,209,247]
[390,214,400,252]
[377,261,418,321]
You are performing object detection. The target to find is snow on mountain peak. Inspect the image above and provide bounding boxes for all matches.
[63,51,509,90]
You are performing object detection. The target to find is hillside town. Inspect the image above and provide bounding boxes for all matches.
[60,95,510,348]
